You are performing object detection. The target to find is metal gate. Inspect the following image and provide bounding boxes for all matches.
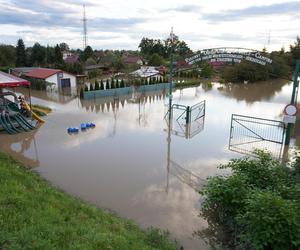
[229,114,286,158]
[164,100,206,138]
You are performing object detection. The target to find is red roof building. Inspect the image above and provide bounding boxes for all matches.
[0,71,30,88]
[123,56,143,65]
[26,68,62,79]
[64,54,80,64]
[175,60,192,70]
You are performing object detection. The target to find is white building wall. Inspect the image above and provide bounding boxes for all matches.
[62,72,76,88]
[45,72,76,89]
[45,74,59,87]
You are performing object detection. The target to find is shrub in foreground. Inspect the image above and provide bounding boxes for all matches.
[200,151,300,250]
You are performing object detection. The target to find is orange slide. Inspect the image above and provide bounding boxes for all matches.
[22,101,45,123]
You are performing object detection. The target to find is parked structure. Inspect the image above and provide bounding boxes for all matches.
[130,66,162,81]
[10,67,76,90]
[26,68,76,89]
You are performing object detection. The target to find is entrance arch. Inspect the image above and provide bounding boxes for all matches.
[184,47,273,66]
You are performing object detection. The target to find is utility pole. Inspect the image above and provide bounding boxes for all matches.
[284,59,300,145]
[168,27,174,121]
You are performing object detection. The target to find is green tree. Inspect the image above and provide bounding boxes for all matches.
[59,42,69,51]
[120,79,125,88]
[148,53,166,66]
[200,62,214,78]
[45,45,55,65]
[111,57,125,71]
[94,80,100,90]
[30,43,46,66]
[54,44,64,68]
[82,46,94,62]
[89,83,94,91]
[100,79,104,90]
[85,57,97,66]
[290,36,300,66]
[16,39,26,67]
[0,45,16,67]
[106,80,110,90]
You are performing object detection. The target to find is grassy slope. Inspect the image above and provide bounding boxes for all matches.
[0,152,176,250]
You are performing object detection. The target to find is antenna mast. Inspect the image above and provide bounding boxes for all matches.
[82,4,87,50]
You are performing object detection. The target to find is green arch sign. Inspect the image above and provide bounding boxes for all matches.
[185,47,273,66]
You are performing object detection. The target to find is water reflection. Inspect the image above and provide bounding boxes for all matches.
[0,129,40,167]
[218,79,288,103]
[0,80,294,250]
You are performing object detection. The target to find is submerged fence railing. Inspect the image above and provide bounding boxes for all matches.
[229,114,286,159]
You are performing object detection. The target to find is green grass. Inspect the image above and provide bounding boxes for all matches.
[0,152,177,250]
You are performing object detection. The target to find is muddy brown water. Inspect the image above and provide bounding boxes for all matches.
[0,80,294,249]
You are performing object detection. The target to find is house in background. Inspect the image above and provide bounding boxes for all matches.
[62,50,73,60]
[64,53,80,64]
[25,68,76,89]
[123,56,144,66]
[130,66,162,82]
[11,67,77,91]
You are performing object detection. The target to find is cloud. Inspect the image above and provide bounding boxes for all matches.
[201,1,300,23]
[162,4,202,13]
[90,17,147,31]
[0,2,147,33]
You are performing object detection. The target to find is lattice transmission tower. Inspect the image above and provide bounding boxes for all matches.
[82,4,88,50]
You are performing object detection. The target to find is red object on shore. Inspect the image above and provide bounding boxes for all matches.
[0,71,31,88]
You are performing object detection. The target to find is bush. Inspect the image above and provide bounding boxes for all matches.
[200,151,300,250]
[84,85,88,92]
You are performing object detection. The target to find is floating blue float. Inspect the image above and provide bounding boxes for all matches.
[67,122,95,134]
[67,127,79,133]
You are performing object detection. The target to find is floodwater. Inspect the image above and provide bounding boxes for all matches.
[0,80,294,249]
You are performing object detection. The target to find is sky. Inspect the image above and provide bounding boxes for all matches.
[0,0,299,51]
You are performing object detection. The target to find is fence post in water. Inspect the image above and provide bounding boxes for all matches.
[186,106,191,124]
[285,60,300,145]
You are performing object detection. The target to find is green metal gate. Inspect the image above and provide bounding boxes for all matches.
[229,114,286,158]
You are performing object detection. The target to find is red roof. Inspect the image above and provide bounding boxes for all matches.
[0,71,30,88]
[123,56,142,64]
[26,68,62,79]
[176,60,191,69]
[64,54,80,64]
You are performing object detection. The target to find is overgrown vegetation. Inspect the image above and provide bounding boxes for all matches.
[0,152,176,249]
[199,151,300,250]
[221,50,293,83]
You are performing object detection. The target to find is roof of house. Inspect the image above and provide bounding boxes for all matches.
[124,56,142,64]
[0,71,30,88]
[130,66,161,78]
[26,68,62,79]
[11,67,40,75]
[175,60,192,69]
[64,54,80,64]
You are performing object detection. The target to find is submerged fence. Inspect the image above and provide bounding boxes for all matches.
[229,114,286,158]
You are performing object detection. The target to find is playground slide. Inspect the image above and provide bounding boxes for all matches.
[22,101,45,124]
